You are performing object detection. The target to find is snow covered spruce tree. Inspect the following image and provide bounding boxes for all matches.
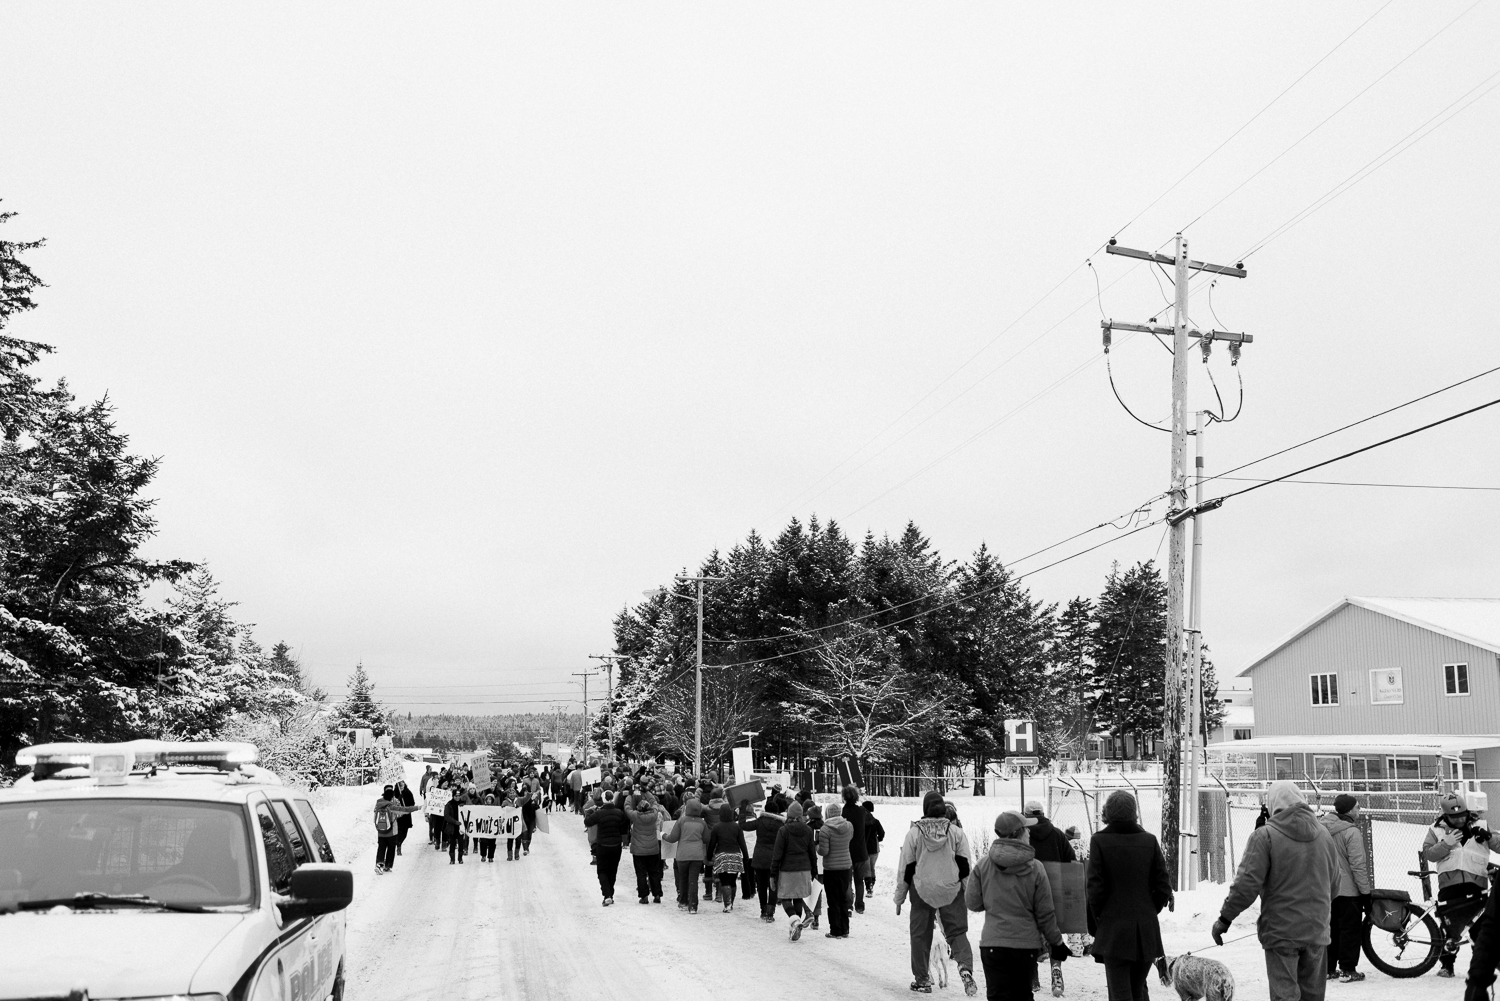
[1090,560,1168,758]
[328,662,392,736]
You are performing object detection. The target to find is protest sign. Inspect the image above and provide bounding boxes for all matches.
[533,809,550,835]
[424,788,451,816]
[459,805,522,837]
[723,779,765,809]
[580,766,601,785]
[1042,861,1087,934]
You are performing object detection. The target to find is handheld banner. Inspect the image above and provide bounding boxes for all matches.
[459,805,522,837]
[1042,861,1087,934]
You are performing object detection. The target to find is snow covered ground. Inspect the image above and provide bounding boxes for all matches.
[305,768,1475,1001]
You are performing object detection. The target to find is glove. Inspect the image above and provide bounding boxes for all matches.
[1211,918,1230,946]
[1050,942,1073,963]
[1473,826,1492,844]
[1359,893,1372,916]
[896,902,902,916]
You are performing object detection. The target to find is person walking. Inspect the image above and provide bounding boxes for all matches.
[1213,781,1339,1001]
[475,792,498,862]
[584,790,629,906]
[624,792,668,904]
[706,804,749,912]
[771,800,821,941]
[745,793,787,923]
[966,810,1071,1001]
[1464,865,1500,1001]
[817,796,856,939]
[393,779,416,856]
[1321,794,1372,983]
[443,787,469,865]
[1024,799,1077,995]
[373,785,417,874]
[861,800,886,897]
[895,790,977,995]
[1421,791,1498,978]
[665,797,711,913]
[518,782,539,857]
[840,785,870,915]
[568,765,584,813]
[1086,791,1173,1001]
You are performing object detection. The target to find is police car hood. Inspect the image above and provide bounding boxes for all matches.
[0,909,245,997]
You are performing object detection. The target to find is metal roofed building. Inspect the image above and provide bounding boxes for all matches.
[1208,596,1500,806]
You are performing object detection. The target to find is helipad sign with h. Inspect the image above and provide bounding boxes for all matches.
[1003,719,1035,754]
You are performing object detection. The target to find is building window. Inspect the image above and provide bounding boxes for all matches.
[1233,728,1252,740]
[1450,759,1477,781]
[1313,755,1344,782]
[1445,663,1470,696]
[1387,756,1420,783]
[1274,756,1294,780]
[1310,673,1339,706]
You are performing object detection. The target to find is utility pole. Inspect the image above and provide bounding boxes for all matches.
[648,576,724,778]
[589,654,629,764]
[1185,410,1207,890]
[1103,234,1249,887]
[571,670,597,762]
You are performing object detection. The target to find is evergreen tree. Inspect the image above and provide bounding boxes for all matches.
[1090,561,1167,757]
[1049,597,1097,756]
[328,663,391,736]
[268,641,325,701]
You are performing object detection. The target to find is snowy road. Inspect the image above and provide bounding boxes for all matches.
[316,775,1475,1001]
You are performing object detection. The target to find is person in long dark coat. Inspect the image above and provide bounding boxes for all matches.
[1086,790,1173,1001]
[394,779,416,855]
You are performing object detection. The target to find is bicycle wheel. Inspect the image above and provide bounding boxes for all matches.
[1363,905,1441,978]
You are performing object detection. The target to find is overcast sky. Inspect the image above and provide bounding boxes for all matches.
[2,4,1498,717]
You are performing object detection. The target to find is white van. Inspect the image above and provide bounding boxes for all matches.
[0,740,353,1001]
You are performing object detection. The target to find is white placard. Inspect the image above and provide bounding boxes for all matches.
[460,805,522,837]
[1370,668,1404,705]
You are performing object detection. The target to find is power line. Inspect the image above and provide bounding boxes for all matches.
[1201,363,1500,487]
[1215,477,1500,492]
[1180,0,1483,231]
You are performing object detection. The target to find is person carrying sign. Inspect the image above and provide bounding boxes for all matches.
[444,787,470,865]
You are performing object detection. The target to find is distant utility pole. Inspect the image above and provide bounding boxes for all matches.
[1102,234,1250,889]
[571,670,597,761]
[645,575,725,778]
[589,654,630,763]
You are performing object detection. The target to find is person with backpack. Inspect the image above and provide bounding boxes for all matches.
[966,810,1071,1001]
[771,800,820,941]
[374,784,419,873]
[818,796,856,939]
[895,790,977,995]
[1321,794,1373,983]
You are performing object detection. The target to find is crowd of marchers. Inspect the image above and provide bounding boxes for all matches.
[562,760,1500,1001]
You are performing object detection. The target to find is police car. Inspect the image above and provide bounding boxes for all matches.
[0,740,354,1001]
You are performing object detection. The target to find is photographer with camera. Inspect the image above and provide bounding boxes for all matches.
[1421,792,1498,978]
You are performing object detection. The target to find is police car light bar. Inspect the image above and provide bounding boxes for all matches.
[16,740,260,775]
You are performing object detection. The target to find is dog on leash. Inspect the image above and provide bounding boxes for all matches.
[930,932,950,990]
[1155,954,1234,1001]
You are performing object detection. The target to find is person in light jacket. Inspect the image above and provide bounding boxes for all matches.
[1321,794,1372,982]
[623,792,668,904]
[1421,791,1498,978]
[664,797,710,913]
[1087,791,1172,1001]
[817,800,856,939]
[895,790,975,994]
[1214,781,1339,1001]
[967,810,1069,1001]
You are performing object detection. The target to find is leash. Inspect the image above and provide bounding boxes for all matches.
[1183,930,1259,955]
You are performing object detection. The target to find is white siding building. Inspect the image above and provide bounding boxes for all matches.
[1210,597,1500,805]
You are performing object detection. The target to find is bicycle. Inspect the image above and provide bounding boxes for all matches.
[1362,863,1497,978]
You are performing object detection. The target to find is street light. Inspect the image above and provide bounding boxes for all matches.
[645,575,723,777]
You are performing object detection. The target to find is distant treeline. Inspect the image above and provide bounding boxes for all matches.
[392,712,584,753]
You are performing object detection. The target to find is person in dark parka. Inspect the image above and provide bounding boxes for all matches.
[1086,790,1173,1001]
[743,794,787,922]
[1023,800,1076,863]
[840,784,870,913]
[393,779,417,855]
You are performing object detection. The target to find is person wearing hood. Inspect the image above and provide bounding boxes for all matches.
[442,786,469,865]
[392,780,417,855]
[706,803,750,912]
[1421,791,1498,978]
[861,801,886,896]
[1321,794,1372,983]
[1086,791,1172,1001]
[584,790,629,906]
[771,800,821,940]
[818,796,856,939]
[703,785,728,900]
[665,797,711,913]
[1215,780,1339,1001]
[624,792,668,904]
[518,783,539,857]
[966,810,1069,1001]
[1022,801,1075,864]
[839,785,870,915]
[895,790,976,994]
[474,792,498,862]
[374,784,420,874]
[745,794,787,922]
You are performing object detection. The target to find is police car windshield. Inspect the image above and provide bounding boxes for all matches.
[0,800,254,909]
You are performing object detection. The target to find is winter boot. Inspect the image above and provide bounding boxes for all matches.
[962,970,979,998]
[1050,960,1064,997]
[910,980,933,994]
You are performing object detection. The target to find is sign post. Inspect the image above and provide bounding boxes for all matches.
[1004,719,1038,810]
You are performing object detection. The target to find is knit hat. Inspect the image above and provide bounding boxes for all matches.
[807,803,823,821]
[994,810,1037,838]
[922,790,946,817]
[1334,793,1358,815]
[382,785,394,796]
[1267,780,1306,816]
[786,801,805,822]
[1102,790,1137,825]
